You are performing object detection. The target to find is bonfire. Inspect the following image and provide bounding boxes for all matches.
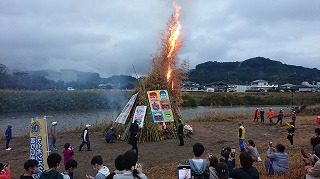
[120,3,189,142]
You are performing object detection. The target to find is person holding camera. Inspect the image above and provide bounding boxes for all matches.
[0,163,11,179]
[302,144,320,179]
[264,143,289,175]
[63,143,74,166]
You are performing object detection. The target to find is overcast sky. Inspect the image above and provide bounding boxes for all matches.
[1,0,320,77]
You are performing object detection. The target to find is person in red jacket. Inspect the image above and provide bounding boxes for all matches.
[268,108,274,124]
[0,163,11,179]
[253,108,260,122]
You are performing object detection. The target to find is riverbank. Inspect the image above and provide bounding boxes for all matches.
[1,115,316,179]
[1,90,319,113]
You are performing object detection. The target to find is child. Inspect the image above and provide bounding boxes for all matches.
[62,143,74,166]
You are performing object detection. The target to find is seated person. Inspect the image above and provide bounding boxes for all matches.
[311,128,320,151]
[220,147,235,172]
[245,140,261,162]
[264,143,289,175]
[215,162,229,179]
[187,143,210,178]
[105,128,117,143]
[229,151,259,179]
[208,156,218,179]
[302,144,320,179]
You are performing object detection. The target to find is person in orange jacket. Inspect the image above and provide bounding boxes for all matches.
[268,108,274,124]
[253,108,260,122]
[0,163,11,179]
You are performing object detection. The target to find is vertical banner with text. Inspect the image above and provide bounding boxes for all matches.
[30,117,49,177]
[115,93,138,124]
[147,90,174,123]
[132,106,147,128]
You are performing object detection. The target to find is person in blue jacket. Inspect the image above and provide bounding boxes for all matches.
[5,125,12,150]
[105,128,117,143]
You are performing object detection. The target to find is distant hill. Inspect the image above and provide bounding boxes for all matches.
[188,57,320,84]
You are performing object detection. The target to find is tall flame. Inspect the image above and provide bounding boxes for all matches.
[166,2,181,85]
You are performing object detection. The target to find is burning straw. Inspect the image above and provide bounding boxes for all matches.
[121,3,189,142]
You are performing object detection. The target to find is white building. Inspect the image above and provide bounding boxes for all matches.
[248,79,278,92]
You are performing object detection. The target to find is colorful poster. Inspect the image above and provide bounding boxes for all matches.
[132,106,147,128]
[115,93,138,124]
[30,117,49,177]
[147,90,174,122]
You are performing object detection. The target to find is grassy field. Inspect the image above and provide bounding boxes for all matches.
[182,92,320,107]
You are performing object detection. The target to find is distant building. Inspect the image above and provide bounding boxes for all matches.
[182,81,202,91]
[247,79,278,92]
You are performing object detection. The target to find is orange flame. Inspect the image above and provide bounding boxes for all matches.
[166,2,181,85]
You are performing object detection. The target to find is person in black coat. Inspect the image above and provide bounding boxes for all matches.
[177,119,184,146]
[79,124,91,151]
[129,120,139,156]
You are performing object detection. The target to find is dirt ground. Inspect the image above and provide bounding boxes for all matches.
[1,115,316,179]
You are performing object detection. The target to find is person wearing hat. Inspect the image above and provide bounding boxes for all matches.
[268,108,274,124]
[253,108,260,122]
[79,124,91,151]
[238,122,245,152]
[49,122,58,151]
[275,109,284,125]
[5,125,12,151]
[291,111,297,126]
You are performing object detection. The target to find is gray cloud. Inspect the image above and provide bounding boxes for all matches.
[1,0,319,77]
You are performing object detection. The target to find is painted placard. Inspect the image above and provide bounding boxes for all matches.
[132,106,147,128]
[147,90,174,122]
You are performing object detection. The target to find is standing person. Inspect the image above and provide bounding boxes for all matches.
[49,122,58,151]
[291,111,297,126]
[229,152,259,179]
[40,153,64,179]
[286,121,295,147]
[129,120,139,156]
[62,143,74,166]
[20,159,39,179]
[311,128,320,150]
[79,124,91,151]
[106,155,124,179]
[61,159,77,179]
[86,155,110,179]
[238,122,246,152]
[105,128,117,143]
[275,109,284,125]
[253,108,260,122]
[113,150,147,179]
[5,125,12,150]
[187,143,210,178]
[260,108,265,122]
[177,119,184,146]
[268,108,274,124]
[245,140,261,162]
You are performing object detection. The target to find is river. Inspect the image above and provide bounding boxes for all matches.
[0,105,291,136]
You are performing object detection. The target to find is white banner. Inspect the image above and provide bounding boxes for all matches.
[132,106,147,128]
[115,93,138,124]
